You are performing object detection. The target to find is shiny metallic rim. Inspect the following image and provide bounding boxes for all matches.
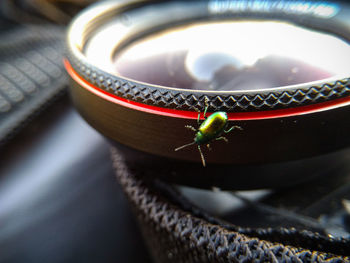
[66,0,350,113]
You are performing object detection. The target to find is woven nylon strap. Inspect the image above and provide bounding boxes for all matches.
[111,147,350,263]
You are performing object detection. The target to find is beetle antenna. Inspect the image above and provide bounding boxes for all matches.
[197,145,206,167]
[175,141,196,151]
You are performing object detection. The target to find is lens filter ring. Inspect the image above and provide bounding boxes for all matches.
[66,0,350,113]
[65,0,350,189]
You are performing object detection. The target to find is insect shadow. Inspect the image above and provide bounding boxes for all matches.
[175,99,242,167]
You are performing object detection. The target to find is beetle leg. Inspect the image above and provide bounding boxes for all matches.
[216,136,228,143]
[191,107,202,125]
[203,97,209,119]
[197,145,206,167]
[175,141,196,151]
[185,125,197,132]
[224,125,243,133]
[203,107,208,120]
[192,107,202,125]
[206,144,212,151]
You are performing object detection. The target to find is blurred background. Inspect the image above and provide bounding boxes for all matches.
[0,1,350,262]
[0,1,151,262]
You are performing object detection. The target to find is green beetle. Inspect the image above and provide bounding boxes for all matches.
[175,100,242,167]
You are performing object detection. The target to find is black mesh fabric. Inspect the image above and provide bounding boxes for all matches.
[0,23,67,144]
[111,147,350,263]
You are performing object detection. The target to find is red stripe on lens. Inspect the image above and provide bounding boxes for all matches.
[64,59,350,120]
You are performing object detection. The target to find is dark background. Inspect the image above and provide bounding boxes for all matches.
[0,95,151,262]
[0,1,152,260]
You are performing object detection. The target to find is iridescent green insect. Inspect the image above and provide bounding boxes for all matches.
[175,100,242,167]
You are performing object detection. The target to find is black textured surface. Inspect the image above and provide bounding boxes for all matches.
[0,21,67,144]
[67,52,350,112]
[111,147,350,262]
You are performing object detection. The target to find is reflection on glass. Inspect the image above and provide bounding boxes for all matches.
[114,21,350,91]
